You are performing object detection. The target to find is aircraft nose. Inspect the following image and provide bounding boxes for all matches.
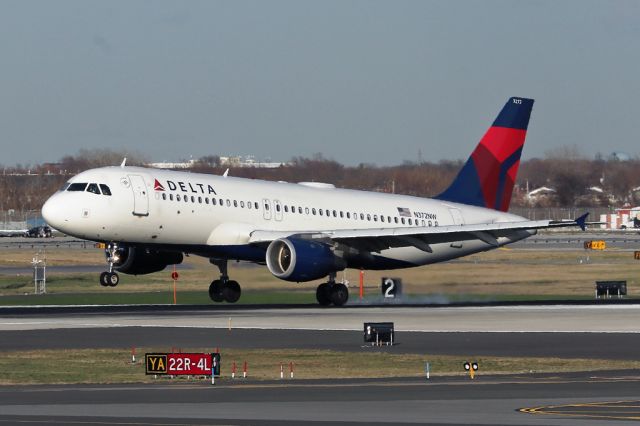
[41,194,67,230]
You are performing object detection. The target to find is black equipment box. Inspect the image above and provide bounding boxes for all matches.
[364,322,395,345]
[595,281,627,298]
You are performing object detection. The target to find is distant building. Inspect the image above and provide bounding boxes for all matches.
[147,155,286,170]
[219,155,286,168]
[147,160,196,169]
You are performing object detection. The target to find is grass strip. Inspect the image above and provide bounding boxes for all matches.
[1,348,639,385]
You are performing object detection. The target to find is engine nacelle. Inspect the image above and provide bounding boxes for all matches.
[266,238,346,282]
[113,246,183,275]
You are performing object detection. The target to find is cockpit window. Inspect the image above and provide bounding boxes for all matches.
[67,183,88,192]
[59,183,71,192]
[87,183,101,195]
[99,184,112,196]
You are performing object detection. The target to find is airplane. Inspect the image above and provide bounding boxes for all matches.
[41,97,588,306]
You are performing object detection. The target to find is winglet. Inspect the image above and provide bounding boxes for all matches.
[120,158,127,168]
[575,212,589,231]
[223,168,229,177]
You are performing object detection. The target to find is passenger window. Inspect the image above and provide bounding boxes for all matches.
[177,194,181,201]
[67,183,88,191]
[205,198,209,204]
[234,200,238,207]
[198,197,202,203]
[227,199,231,207]
[373,215,378,222]
[255,202,259,209]
[162,193,167,201]
[326,209,330,216]
[346,212,350,219]
[276,204,281,212]
[319,209,323,216]
[219,199,224,206]
[339,211,344,218]
[291,205,295,213]
[241,201,245,208]
[247,201,251,209]
[190,196,195,203]
[212,198,216,205]
[388,216,391,223]
[360,213,364,220]
[408,218,413,225]
[312,208,316,215]
[264,202,269,210]
[99,184,112,196]
[170,194,174,201]
[367,214,371,221]
[185,197,189,203]
[401,218,405,224]
[284,205,288,213]
[380,216,385,223]
[299,207,303,214]
[395,217,399,224]
[86,183,100,194]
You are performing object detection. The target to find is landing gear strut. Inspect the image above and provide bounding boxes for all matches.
[99,243,120,287]
[316,273,349,307]
[209,258,241,303]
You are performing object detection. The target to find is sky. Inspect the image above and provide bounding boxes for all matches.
[1,0,639,166]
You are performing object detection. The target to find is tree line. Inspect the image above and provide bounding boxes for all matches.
[1,148,639,213]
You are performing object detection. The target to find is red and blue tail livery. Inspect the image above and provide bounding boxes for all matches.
[436,97,534,212]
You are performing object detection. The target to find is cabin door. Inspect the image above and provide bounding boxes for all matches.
[128,174,149,216]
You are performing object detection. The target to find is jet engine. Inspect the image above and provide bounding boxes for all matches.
[266,238,346,282]
[112,246,183,275]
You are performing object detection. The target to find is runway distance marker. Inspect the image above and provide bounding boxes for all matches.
[145,353,220,376]
[634,251,640,260]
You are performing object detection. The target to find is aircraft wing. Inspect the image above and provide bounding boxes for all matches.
[248,214,589,253]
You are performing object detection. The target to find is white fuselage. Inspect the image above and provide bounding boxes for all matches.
[42,166,534,269]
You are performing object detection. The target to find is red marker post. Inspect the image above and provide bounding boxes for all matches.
[359,270,364,300]
[243,361,247,379]
[171,266,179,305]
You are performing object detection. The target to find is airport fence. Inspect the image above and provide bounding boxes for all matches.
[0,210,44,231]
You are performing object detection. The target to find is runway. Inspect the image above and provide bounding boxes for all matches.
[3,305,640,424]
[1,373,640,425]
[3,304,640,333]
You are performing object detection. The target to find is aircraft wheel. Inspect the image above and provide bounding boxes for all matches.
[99,272,110,287]
[316,283,332,306]
[330,283,349,306]
[107,272,119,287]
[223,280,241,303]
[208,280,224,302]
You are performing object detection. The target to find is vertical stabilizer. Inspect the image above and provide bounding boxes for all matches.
[435,97,534,212]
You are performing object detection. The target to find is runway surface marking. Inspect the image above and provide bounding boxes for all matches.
[520,400,640,421]
[0,421,230,426]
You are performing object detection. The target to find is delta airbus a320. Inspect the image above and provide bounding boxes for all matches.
[42,97,587,306]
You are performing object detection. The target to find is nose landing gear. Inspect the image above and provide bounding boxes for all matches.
[99,243,120,287]
[209,259,241,303]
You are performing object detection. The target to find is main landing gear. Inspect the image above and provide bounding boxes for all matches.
[208,258,241,303]
[315,273,349,307]
[99,243,120,287]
